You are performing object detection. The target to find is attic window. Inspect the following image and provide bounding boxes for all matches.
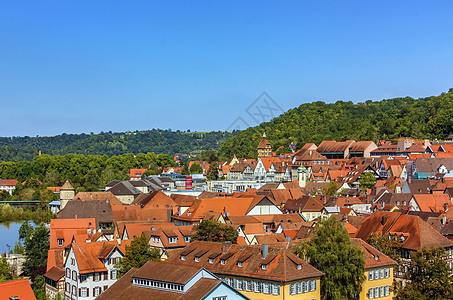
[57,239,64,247]
[297,264,302,270]
[238,261,243,267]
[195,257,200,262]
[261,264,267,270]
[180,255,186,261]
[209,258,214,264]
[220,259,226,265]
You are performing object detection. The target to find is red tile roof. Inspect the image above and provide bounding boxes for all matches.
[0,278,36,300]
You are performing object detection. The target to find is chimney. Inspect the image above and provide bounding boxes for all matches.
[222,241,232,254]
[262,244,269,259]
[381,215,387,226]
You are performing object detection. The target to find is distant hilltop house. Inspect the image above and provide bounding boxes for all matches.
[0,179,18,195]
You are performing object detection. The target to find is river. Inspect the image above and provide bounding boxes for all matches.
[0,222,27,254]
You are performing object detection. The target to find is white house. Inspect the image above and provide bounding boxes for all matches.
[64,242,124,299]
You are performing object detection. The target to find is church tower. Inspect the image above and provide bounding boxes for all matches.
[257,132,272,158]
[60,180,75,210]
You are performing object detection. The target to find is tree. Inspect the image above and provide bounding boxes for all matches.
[396,247,453,300]
[296,217,365,300]
[323,181,339,196]
[367,232,402,261]
[359,171,376,189]
[189,163,203,174]
[33,274,46,300]
[192,219,238,243]
[0,255,13,282]
[22,224,50,281]
[115,233,160,277]
[206,162,219,180]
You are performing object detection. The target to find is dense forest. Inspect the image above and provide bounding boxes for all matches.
[0,130,236,161]
[0,152,175,191]
[218,89,453,159]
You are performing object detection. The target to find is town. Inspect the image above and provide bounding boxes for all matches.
[1,134,453,299]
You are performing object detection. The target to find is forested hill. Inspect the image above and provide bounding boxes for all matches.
[218,89,453,159]
[0,130,236,161]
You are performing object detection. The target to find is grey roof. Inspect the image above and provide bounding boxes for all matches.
[109,181,141,195]
[57,199,114,229]
[415,158,453,173]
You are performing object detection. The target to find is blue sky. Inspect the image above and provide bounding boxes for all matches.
[1,1,452,136]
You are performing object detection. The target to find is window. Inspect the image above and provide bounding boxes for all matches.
[168,237,177,243]
[80,274,87,282]
[212,297,227,300]
[104,272,109,281]
[220,259,226,265]
[184,236,191,243]
[261,264,267,270]
[72,271,77,281]
[195,257,200,262]
[80,287,87,297]
[238,261,243,267]
[58,239,64,247]
[93,287,101,297]
[72,285,76,295]
[181,255,186,261]
[209,258,214,264]
[66,268,70,278]
[94,272,100,282]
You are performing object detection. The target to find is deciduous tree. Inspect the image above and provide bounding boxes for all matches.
[296,217,365,300]
[192,219,238,243]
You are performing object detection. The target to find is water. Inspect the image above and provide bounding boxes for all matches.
[0,222,26,254]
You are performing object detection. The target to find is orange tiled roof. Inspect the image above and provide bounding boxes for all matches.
[73,191,122,205]
[71,241,124,274]
[0,278,36,300]
[412,194,451,212]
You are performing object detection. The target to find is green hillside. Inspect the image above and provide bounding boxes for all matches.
[0,130,236,161]
[218,89,453,159]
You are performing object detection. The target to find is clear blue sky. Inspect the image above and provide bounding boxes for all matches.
[1,1,452,136]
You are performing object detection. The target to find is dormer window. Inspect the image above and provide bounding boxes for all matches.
[220,259,226,265]
[297,264,302,270]
[168,237,177,243]
[195,257,200,262]
[180,255,186,261]
[209,258,214,264]
[261,264,267,270]
[57,239,64,247]
[238,261,243,267]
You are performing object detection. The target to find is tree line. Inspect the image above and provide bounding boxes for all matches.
[219,89,453,159]
[0,130,236,161]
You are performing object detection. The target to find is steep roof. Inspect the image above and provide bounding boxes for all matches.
[354,211,453,250]
[49,218,96,250]
[317,140,355,153]
[61,180,74,190]
[257,137,272,149]
[283,196,323,212]
[350,238,397,269]
[412,194,451,212]
[131,190,176,209]
[167,241,324,282]
[71,241,123,274]
[58,199,114,228]
[0,278,36,300]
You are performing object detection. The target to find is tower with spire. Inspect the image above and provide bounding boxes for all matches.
[257,132,272,158]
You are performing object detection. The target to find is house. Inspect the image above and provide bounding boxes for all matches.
[64,242,124,299]
[354,211,453,278]
[96,260,249,300]
[167,241,324,299]
[351,239,396,300]
[129,168,148,181]
[0,278,36,300]
[58,199,116,239]
[60,180,75,210]
[316,140,356,159]
[0,179,18,195]
[173,196,282,226]
[409,194,451,212]
[44,266,65,299]
[348,141,378,158]
[254,157,284,182]
[105,181,141,204]
[401,179,432,194]
[131,190,177,211]
[413,157,453,179]
[283,196,324,221]
[73,191,122,204]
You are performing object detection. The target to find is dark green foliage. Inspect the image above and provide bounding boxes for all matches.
[323,181,339,196]
[219,90,453,158]
[0,130,235,161]
[192,219,238,243]
[0,152,175,191]
[189,163,203,174]
[22,224,50,281]
[359,172,376,190]
[33,274,46,300]
[296,217,365,300]
[115,233,160,277]
[396,247,453,300]
[206,162,219,180]
[0,255,13,282]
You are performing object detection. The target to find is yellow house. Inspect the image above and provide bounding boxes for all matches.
[351,238,396,300]
[166,241,323,300]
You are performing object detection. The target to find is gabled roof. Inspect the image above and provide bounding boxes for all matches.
[49,218,96,250]
[349,141,377,152]
[283,196,323,212]
[58,199,114,227]
[44,266,65,281]
[61,180,74,190]
[354,211,453,250]
[112,205,171,223]
[108,181,141,196]
[0,179,18,186]
[411,194,451,212]
[70,241,124,274]
[350,238,397,269]
[131,190,176,209]
[257,137,272,149]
